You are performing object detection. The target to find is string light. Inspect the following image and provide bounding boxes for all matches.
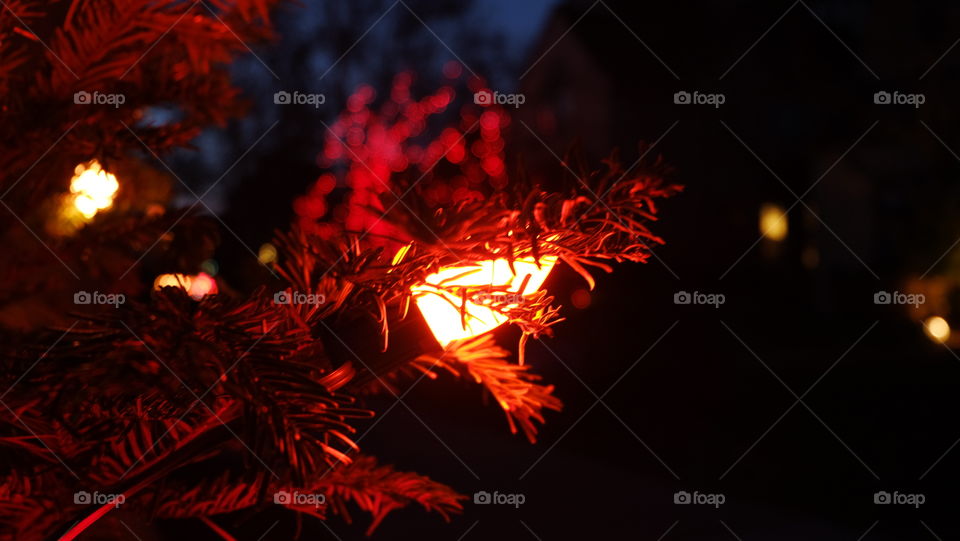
[69,160,119,219]
[153,272,218,300]
[258,243,278,264]
[412,256,556,347]
[924,316,951,343]
[759,202,788,242]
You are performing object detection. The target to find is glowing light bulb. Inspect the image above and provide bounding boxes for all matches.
[73,194,100,219]
[187,273,215,299]
[153,272,218,300]
[759,203,788,242]
[68,160,119,220]
[258,243,278,264]
[411,256,557,347]
[154,273,192,290]
[924,316,950,343]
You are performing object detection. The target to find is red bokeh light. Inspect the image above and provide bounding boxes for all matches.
[296,71,514,244]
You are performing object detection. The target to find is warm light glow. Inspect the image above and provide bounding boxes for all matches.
[258,243,278,264]
[188,272,217,299]
[759,203,788,242]
[924,316,951,343]
[412,256,557,346]
[153,272,218,300]
[69,160,119,219]
[571,288,591,309]
[154,273,191,290]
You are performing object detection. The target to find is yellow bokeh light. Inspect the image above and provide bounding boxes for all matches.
[258,243,278,264]
[69,160,119,220]
[73,194,100,219]
[924,316,951,343]
[412,256,557,347]
[759,203,788,242]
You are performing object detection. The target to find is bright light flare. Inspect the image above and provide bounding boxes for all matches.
[924,316,951,343]
[412,256,557,347]
[759,203,788,242]
[70,160,119,219]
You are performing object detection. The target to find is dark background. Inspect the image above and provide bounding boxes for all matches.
[156,1,960,539]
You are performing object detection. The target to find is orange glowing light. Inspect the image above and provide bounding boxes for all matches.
[759,202,788,242]
[412,256,557,347]
[571,288,591,309]
[924,316,951,343]
[153,272,218,300]
[69,160,119,219]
